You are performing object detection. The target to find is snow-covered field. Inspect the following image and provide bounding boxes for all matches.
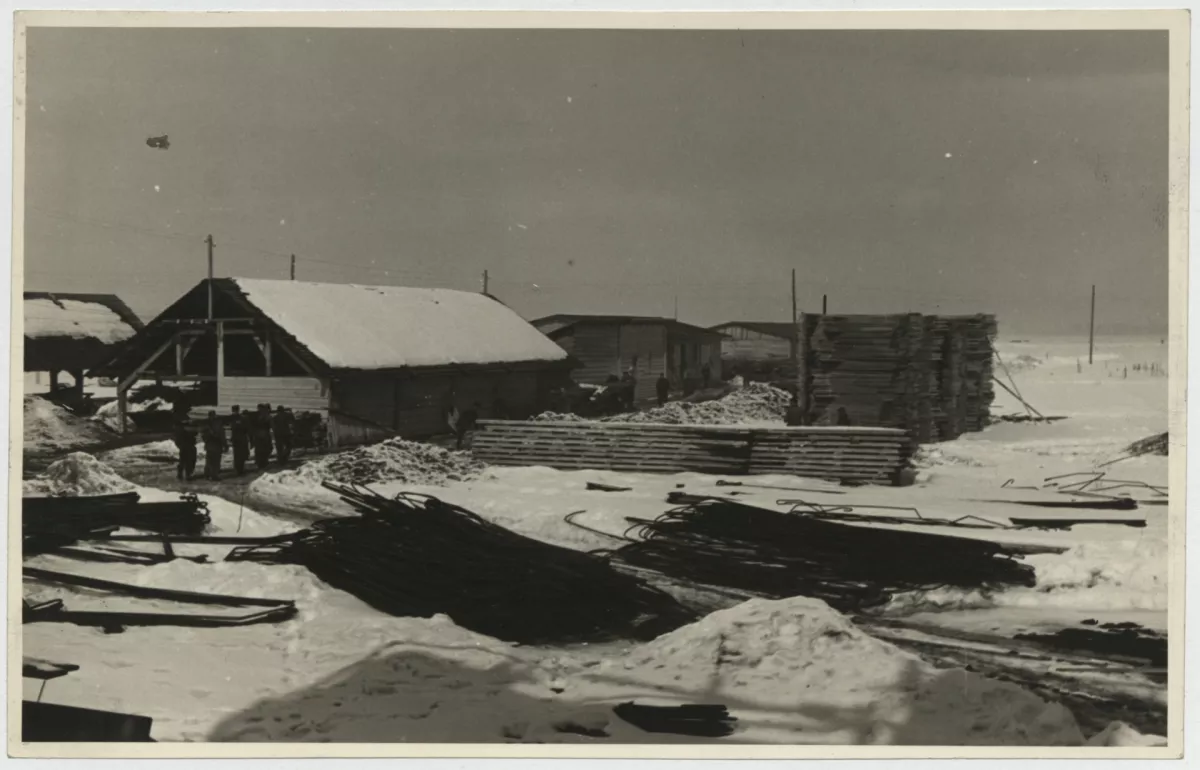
[22,335,1171,746]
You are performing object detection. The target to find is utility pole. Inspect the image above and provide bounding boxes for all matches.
[290,254,296,280]
[482,269,489,294]
[822,294,827,315]
[205,234,215,320]
[674,295,678,320]
[791,269,798,323]
[1089,284,1096,365]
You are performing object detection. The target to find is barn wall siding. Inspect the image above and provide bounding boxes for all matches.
[218,376,330,411]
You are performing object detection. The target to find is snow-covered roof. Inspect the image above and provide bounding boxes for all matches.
[231,278,570,371]
[24,296,140,344]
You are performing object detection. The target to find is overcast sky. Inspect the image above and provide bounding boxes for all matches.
[23,27,1168,335]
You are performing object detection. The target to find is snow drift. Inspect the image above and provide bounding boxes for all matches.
[23,395,113,453]
[22,452,136,497]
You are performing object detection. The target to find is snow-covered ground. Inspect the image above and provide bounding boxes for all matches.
[22,335,1170,745]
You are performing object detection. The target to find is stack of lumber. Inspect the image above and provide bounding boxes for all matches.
[958,314,998,432]
[747,426,913,483]
[472,420,912,484]
[474,421,753,475]
[800,313,997,442]
[806,314,925,433]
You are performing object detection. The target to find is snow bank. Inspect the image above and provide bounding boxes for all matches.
[1086,721,1167,747]
[24,298,137,343]
[92,397,171,432]
[23,395,112,453]
[102,439,206,467]
[232,278,568,370]
[22,452,135,497]
[608,597,1083,745]
[534,382,792,426]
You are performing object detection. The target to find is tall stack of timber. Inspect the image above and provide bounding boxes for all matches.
[957,314,998,432]
[798,313,996,442]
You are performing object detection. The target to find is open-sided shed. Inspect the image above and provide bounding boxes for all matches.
[91,278,574,447]
[23,292,144,395]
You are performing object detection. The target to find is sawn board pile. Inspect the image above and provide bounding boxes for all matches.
[472,420,913,484]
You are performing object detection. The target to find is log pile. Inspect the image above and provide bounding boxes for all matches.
[472,421,913,485]
[800,313,996,442]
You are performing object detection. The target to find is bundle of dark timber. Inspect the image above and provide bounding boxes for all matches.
[231,482,697,645]
[472,421,913,484]
[23,493,211,556]
[599,498,1036,613]
[801,313,996,442]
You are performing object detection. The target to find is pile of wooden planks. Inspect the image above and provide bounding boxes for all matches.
[472,420,913,484]
[801,313,996,442]
[748,426,915,483]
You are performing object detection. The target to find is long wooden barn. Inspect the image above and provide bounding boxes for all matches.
[91,278,575,447]
[531,314,726,401]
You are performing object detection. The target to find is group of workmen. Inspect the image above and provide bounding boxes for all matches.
[172,403,296,482]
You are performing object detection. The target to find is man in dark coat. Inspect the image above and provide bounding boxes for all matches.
[785,393,805,427]
[229,405,250,475]
[272,406,295,464]
[253,403,274,469]
[201,411,227,481]
[456,402,480,450]
[655,373,670,407]
[173,418,198,481]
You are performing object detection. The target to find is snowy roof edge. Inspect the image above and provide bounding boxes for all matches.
[223,277,572,373]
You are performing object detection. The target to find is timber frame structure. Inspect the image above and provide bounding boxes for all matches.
[90,278,575,445]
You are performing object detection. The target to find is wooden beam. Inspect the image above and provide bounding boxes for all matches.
[163,317,260,325]
[264,333,272,376]
[119,332,181,393]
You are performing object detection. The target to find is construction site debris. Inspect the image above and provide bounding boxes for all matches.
[22,566,297,629]
[1125,432,1169,457]
[1014,622,1167,668]
[587,482,632,492]
[226,483,698,645]
[23,492,212,556]
[612,703,736,738]
[1008,517,1146,530]
[597,498,1038,613]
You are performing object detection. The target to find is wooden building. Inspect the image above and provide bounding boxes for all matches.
[531,314,725,401]
[709,321,797,361]
[23,292,144,395]
[91,278,574,447]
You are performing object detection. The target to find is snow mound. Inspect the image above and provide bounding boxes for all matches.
[92,397,171,432]
[616,597,1083,745]
[1086,721,1167,747]
[256,438,484,488]
[102,439,206,467]
[23,395,112,453]
[534,382,791,426]
[23,452,135,497]
[912,445,984,468]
